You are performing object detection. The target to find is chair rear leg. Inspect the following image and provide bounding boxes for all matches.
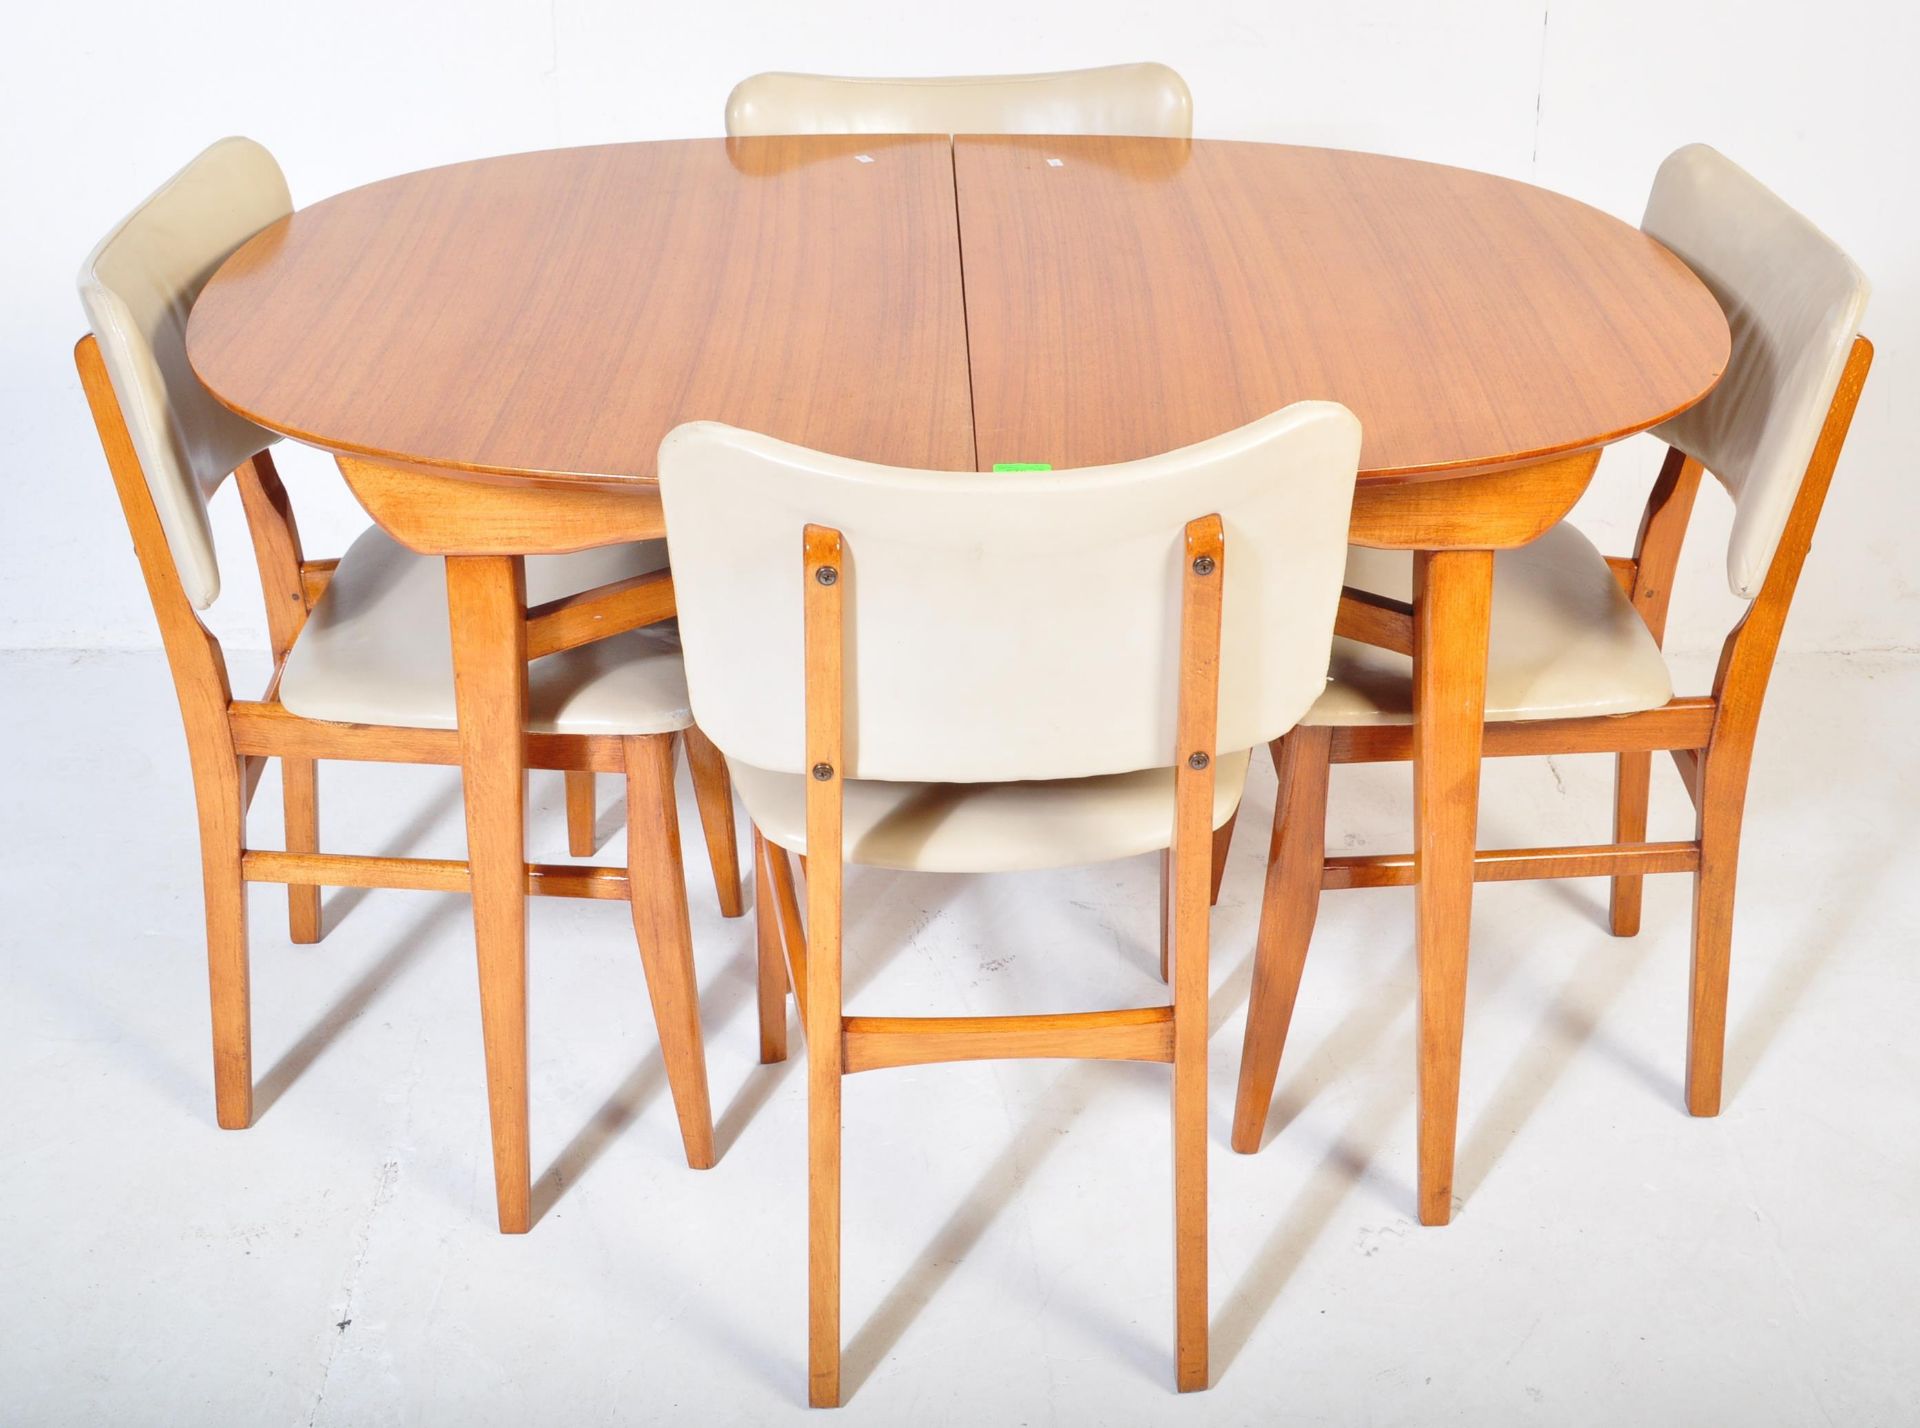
[564,771,598,857]
[1171,835,1210,1392]
[624,734,716,1169]
[283,757,322,942]
[193,749,252,1128]
[1609,752,1652,936]
[1232,727,1331,1154]
[684,726,745,917]
[805,837,845,1407]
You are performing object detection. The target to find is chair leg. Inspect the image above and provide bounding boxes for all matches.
[683,725,745,917]
[1232,727,1332,1153]
[194,749,252,1129]
[282,757,323,943]
[806,844,845,1407]
[1171,832,1210,1392]
[1209,810,1236,907]
[1686,745,1749,1117]
[624,734,716,1169]
[564,770,598,857]
[752,827,789,1064]
[1158,851,1173,981]
[1609,751,1651,936]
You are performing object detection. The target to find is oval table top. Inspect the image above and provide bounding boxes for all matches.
[186,136,1728,488]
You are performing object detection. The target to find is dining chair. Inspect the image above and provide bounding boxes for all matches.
[76,136,742,1233]
[724,61,1192,138]
[1231,143,1874,1163]
[659,403,1361,1402]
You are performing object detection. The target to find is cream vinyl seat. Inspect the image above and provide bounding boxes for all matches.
[279,527,690,735]
[659,406,1361,1403]
[1307,523,1673,726]
[725,62,1192,138]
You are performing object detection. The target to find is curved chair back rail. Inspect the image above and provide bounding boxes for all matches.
[77,136,290,609]
[725,62,1193,139]
[657,404,1361,783]
[1644,143,1871,598]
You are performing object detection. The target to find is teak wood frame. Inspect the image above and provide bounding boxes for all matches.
[77,333,743,1236]
[1233,337,1875,1222]
[751,516,1227,1405]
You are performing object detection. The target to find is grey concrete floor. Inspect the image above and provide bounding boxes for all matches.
[2,648,1915,1426]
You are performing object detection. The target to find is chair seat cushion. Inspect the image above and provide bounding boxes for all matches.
[735,748,1250,873]
[1306,522,1673,727]
[279,527,691,736]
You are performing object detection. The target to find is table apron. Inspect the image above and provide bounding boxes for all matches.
[1347,449,1600,550]
[336,455,665,555]
[331,444,1601,559]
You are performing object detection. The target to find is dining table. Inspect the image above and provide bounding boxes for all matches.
[185,133,1729,1233]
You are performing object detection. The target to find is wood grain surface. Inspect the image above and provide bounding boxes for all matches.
[187,137,976,483]
[187,136,1727,489]
[955,137,1728,478]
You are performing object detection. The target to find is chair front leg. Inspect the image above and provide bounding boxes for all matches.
[1686,738,1753,1117]
[1609,751,1652,936]
[624,733,716,1168]
[1209,810,1237,906]
[1158,851,1173,981]
[1232,726,1332,1153]
[752,828,789,1063]
[684,725,745,917]
[193,744,252,1128]
[564,770,598,857]
[283,757,322,942]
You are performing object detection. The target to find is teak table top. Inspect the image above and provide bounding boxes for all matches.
[186,136,1729,487]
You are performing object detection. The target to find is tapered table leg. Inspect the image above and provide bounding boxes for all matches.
[446,554,533,1235]
[1410,548,1494,1227]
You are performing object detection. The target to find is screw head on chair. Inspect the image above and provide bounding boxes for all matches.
[1188,751,1210,770]
[812,762,835,780]
[1191,554,1216,576]
[816,565,839,586]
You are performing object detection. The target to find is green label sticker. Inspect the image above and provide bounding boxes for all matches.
[992,462,1052,472]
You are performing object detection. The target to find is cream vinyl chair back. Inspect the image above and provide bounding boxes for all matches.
[1644,143,1870,599]
[658,404,1361,784]
[77,137,290,610]
[725,63,1192,139]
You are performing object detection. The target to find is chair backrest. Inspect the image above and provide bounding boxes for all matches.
[1643,144,1869,600]
[659,405,1360,783]
[725,63,1193,139]
[78,137,291,610]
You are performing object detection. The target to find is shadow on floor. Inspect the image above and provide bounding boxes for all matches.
[534,919,780,1224]
[1453,919,1661,1203]
[839,1063,1163,1398]
[254,894,462,1119]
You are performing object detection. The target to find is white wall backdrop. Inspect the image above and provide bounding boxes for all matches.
[4,0,1913,659]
